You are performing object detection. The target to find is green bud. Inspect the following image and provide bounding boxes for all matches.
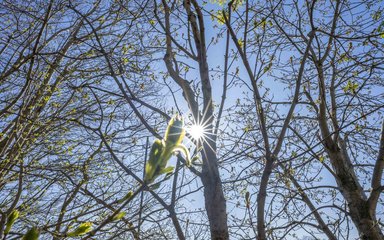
[144,115,191,185]
[125,191,133,199]
[5,210,19,234]
[144,139,165,183]
[164,115,185,145]
[67,222,92,237]
[173,144,191,167]
[22,227,39,240]
[112,211,126,221]
[117,191,133,204]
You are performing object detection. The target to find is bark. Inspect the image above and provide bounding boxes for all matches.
[306,1,384,237]
[157,0,230,238]
[256,156,273,240]
[200,138,229,240]
[185,0,230,237]
[0,213,6,240]
[325,140,384,239]
[316,62,384,239]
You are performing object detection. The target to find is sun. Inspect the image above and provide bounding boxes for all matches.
[184,114,216,154]
[188,124,205,140]
[184,113,215,152]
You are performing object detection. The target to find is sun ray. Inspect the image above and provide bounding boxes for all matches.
[189,124,205,140]
[185,112,217,157]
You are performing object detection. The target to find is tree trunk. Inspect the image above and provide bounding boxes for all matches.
[326,144,384,239]
[316,59,384,239]
[158,0,230,237]
[201,139,229,240]
[256,156,273,240]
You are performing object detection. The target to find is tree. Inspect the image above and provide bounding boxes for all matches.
[152,0,230,238]
[220,0,384,239]
[1,0,383,239]
[0,1,163,239]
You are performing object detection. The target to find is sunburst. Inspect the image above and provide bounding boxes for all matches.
[188,124,205,140]
[185,112,216,156]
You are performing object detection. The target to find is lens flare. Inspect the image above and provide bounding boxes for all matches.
[189,124,205,140]
[185,109,216,156]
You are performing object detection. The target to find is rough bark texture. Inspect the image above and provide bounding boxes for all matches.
[182,0,230,238]
[256,156,273,240]
[158,0,230,238]
[324,141,384,239]
[201,138,229,240]
[317,62,384,239]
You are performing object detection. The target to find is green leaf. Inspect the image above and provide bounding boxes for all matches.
[107,98,115,105]
[144,115,191,184]
[116,191,133,204]
[22,227,39,240]
[5,210,19,234]
[172,144,191,166]
[214,11,225,25]
[150,182,161,190]
[263,62,272,73]
[122,57,129,65]
[372,10,382,21]
[338,53,349,63]
[237,38,244,49]
[144,139,165,183]
[164,115,185,145]
[112,212,126,221]
[343,80,359,94]
[67,222,92,237]
[158,166,174,175]
[211,0,226,6]
[98,16,105,24]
